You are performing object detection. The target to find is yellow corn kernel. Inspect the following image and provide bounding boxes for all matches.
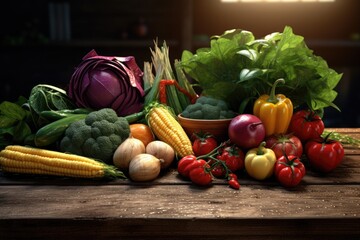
[0,145,125,179]
[0,149,103,170]
[147,105,193,157]
[0,157,104,178]
[5,145,102,166]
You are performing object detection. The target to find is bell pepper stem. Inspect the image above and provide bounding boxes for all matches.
[256,141,267,155]
[267,78,285,104]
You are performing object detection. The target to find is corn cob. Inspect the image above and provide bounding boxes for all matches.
[0,145,126,179]
[146,104,194,157]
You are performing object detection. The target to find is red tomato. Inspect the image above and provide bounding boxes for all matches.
[211,164,226,178]
[192,133,218,156]
[189,164,213,186]
[228,179,240,190]
[184,159,208,175]
[177,155,197,178]
[305,133,344,173]
[265,134,303,159]
[288,110,325,142]
[217,145,245,172]
[274,155,306,187]
[228,173,240,190]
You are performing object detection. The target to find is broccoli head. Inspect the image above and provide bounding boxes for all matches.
[181,96,237,120]
[60,108,130,163]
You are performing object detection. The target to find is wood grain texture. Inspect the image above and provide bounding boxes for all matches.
[0,128,359,239]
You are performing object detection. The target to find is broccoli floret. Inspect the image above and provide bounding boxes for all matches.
[60,108,130,163]
[202,104,220,119]
[217,100,229,111]
[113,118,131,140]
[181,110,190,118]
[196,96,213,105]
[220,110,237,119]
[181,96,237,120]
[92,120,114,136]
[189,110,203,119]
[85,108,118,126]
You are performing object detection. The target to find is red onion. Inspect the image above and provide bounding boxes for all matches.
[228,114,265,149]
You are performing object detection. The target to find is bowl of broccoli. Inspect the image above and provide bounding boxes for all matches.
[178,96,237,141]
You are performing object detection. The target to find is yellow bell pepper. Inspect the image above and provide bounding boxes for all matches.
[245,142,276,180]
[253,78,293,136]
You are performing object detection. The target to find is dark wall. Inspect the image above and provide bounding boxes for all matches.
[1,0,185,102]
[1,0,359,127]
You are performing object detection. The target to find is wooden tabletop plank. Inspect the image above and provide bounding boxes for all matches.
[1,217,359,240]
[1,184,359,219]
[0,128,360,239]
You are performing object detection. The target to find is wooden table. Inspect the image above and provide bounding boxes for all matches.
[0,128,359,239]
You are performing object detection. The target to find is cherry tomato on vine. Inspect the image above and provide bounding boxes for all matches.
[188,163,213,186]
[217,145,245,172]
[211,164,226,178]
[177,155,197,178]
[228,173,240,190]
[228,179,240,190]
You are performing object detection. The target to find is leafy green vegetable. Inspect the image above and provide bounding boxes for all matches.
[28,84,77,115]
[0,84,81,149]
[0,100,32,149]
[181,26,342,113]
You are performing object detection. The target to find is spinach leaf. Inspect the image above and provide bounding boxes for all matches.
[0,100,33,149]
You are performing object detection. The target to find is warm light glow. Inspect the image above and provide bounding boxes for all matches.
[221,0,335,2]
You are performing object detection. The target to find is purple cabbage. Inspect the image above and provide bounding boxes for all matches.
[68,49,145,116]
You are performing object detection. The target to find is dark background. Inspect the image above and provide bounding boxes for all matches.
[1,0,359,127]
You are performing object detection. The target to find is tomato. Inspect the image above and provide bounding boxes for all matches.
[287,110,324,142]
[274,154,306,187]
[304,133,344,173]
[178,156,213,186]
[211,164,226,178]
[228,173,238,181]
[130,123,155,146]
[192,133,218,156]
[184,159,208,175]
[217,145,245,172]
[265,133,303,159]
[189,165,212,186]
[228,179,240,190]
[177,155,197,178]
[228,173,240,190]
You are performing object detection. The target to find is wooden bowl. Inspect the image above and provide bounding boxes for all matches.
[178,114,232,141]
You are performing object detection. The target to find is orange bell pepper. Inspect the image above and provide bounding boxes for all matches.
[253,78,293,136]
